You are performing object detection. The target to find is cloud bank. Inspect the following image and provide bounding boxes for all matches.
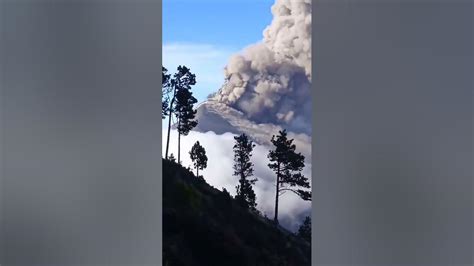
[164,129,311,231]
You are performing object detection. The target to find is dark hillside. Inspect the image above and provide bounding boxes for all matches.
[163,159,311,266]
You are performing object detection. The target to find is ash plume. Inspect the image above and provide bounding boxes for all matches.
[212,0,312,134]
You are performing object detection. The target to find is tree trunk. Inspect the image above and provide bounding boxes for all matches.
[165,107,173,159]
[177,118,181,164]
[165,87,176,159]
[196,168,199,177]
[274,163,280,224]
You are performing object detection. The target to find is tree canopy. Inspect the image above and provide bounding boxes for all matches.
[162,67,171,119]
[189,141,207,178]
[175,87,198,136]
[297,216,311,243]
[233,133,257,211]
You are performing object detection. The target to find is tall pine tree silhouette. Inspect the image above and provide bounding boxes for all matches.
[233,133,257,210]
[297,216,311,243]
[164,66,196,159]
[268,129,311,223]
[175,86,198,163]
[189,141,207,177]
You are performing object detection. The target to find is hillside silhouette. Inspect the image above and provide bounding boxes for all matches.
[163,158,311,266]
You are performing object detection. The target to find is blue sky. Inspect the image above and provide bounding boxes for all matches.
[163,0,273,103]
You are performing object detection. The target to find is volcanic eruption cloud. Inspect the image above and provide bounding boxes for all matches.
[168,0,313,231]
[211,0,312,135]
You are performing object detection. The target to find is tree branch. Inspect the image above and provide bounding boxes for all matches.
[279,187,312,201]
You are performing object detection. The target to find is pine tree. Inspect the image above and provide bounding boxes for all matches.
[297,216,311,243]
[233,133,257,210]
[164,66,196,159]
[162,67,171,119]
[268,129,311,223]
[189,141,207,178]
[168,153,176,163]
[175,87,198,163]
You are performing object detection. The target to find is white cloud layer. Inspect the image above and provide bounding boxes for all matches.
[163,129,311,231]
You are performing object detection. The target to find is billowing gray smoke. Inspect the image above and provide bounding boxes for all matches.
[212,0,312,134]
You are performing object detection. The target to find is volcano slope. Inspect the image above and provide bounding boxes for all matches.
[163,158,311,266]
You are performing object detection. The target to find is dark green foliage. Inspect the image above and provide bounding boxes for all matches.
[189,141,207,178]
[221,188,232,201]
[233,134,257,211]
[168,153,176,163]
[162,67,172,119]
[174,66,198,163]
[175,86,198,136]
[216,188,233,221]
[173,65,197,90]
[268,129,311,223]
[177,182,201,211]
[162,159,311,266]
[235,181,257,211]
[297,216,311,244]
